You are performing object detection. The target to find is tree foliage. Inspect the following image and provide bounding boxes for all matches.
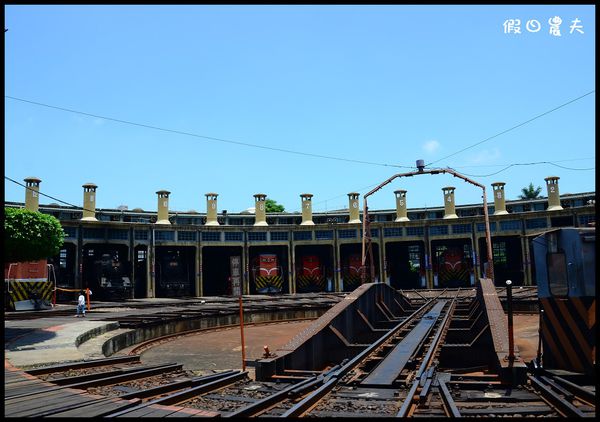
[4,207,65,263]
[518,182,543,200]
[265,199,285,213]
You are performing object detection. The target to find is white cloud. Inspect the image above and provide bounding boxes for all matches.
[468,148,501,164]
[423,140,440,154]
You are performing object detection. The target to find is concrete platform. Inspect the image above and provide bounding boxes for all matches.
[4,295,342,370]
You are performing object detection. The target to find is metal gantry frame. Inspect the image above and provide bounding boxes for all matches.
[360,166,494,285]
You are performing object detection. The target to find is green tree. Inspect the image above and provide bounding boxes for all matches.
[265,199,285,213]
[518,182,542,200]
[4,207,65,262]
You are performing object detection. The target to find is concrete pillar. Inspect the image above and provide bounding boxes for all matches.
[196,246,202,296]
[81,183,98,221]
[545,176,563,211]
[394,189,409,222]
[442,187,458,219]
[156,190,171,225]
[300,193,314,225]
[287,243,294,293]
[24,177,41,212]
[348,192,361,224]
[254,194,268,226]
[205,193,219,226]
[491,182,508,215]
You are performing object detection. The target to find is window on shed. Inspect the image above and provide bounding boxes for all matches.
[60,249,67,268]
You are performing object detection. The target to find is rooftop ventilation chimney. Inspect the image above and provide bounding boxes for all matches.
[82,183,98,221]
[23,177,41,212]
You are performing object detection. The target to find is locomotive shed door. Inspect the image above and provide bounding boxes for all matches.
[385,241,424,290]
[82,243,131,301]
[202,246,243,296]
[478,236,524,286]
[155,246,195,298]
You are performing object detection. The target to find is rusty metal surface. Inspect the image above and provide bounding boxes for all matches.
[478,278,527,371]
[6,291,596,418]
[277,284,372,352]
[360,301,446,387]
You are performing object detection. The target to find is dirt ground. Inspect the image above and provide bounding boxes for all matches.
[137,320,314,376]
[512,313,540,363]
[135,313,540,375]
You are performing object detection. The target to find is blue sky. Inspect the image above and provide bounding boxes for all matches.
[4,5,595,215]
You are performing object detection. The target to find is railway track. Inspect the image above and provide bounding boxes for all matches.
[4,293,346,320]
[4,288,537,321]
[6,306,595,418]
[5,285,593,417]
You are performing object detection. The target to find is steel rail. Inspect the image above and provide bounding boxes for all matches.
[277,299,438,417]
[438,378,461,417]
[225,364,343,418]
[397,296,458,417]
[48,362,181,386]
[105,370,247,417]
[119,369,238,400]
[62,363,184,389]
[146,370,247,406]
[361,300,448,386]
[539,370,596,406]
[280,377,338,418]
[528,374,586,418]
[331,298,437,380]
[226,376,321,418]
[397,378,421,417]
[24,355,141,375]
[280,292,457,417]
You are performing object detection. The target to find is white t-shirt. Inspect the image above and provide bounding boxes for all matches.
[78,295,85,306]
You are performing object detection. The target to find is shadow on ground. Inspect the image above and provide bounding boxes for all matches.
[4,328,57,350]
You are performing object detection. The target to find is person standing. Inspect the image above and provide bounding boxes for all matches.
[76,291,86,317]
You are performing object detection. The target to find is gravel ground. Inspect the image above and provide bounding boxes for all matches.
[119,315,539,375]
[131,320,314,375]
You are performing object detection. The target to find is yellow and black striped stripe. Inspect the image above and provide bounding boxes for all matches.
[342,273,362,291]
[540,297,595,374]
[439,267,469,287]
[254,275,283,293]
[5,280,53,310]
[296,275,326,293]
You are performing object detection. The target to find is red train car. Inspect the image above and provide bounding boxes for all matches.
[296,255,325,293]
[341,253,364,292]
[4,260,53,310]
[435,247,471,288]
[252,254,283,293]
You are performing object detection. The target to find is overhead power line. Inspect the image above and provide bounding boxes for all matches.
[5,176,96,214]
[6,91,593,171]
[426,90,595,167]
[453,157,594,169]
[5,95,414,169]
[452,161,594,178]
[304,158,595,212]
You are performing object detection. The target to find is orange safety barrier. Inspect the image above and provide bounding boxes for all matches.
[52,287,92,311]
[86,288,91,311]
